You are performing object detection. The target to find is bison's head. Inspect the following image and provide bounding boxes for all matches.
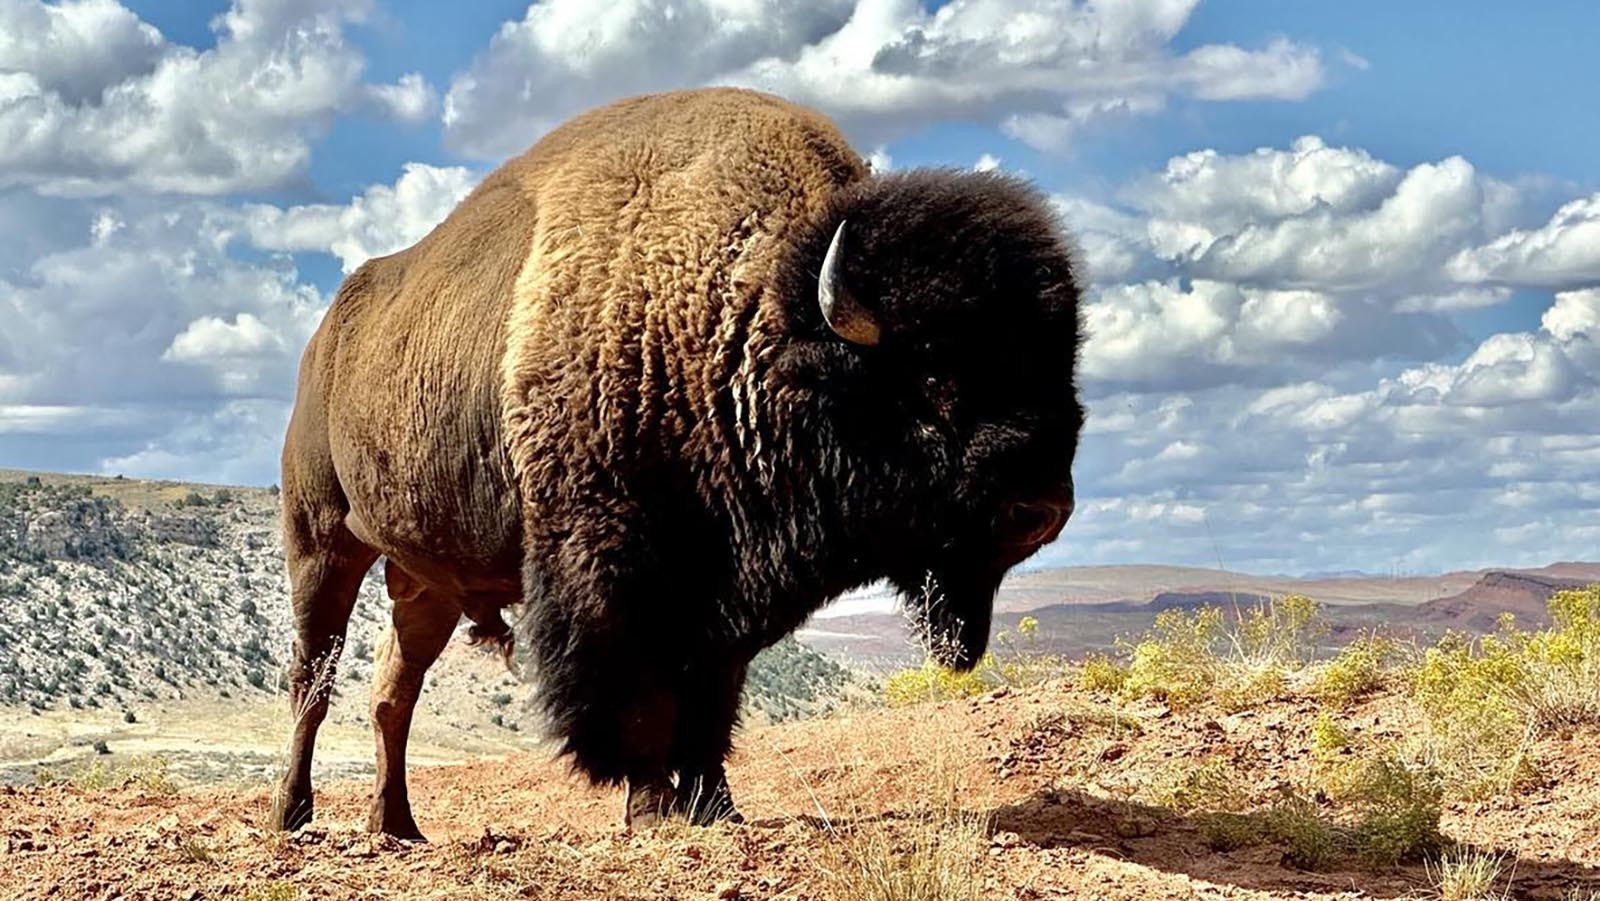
[776,170,1084,670]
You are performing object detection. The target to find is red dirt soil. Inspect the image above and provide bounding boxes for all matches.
[4,680,1599,900]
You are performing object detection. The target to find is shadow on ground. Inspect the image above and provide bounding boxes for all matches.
[988,786,1600,900]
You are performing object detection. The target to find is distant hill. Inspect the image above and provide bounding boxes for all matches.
[984,564,1488,614]
[802,562,1600,668]
[1415,568,1600,631]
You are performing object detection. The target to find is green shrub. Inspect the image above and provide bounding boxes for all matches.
[1263,791,1342,871]
[1160,757,1247,813]
[1342,752,1446,865]
[883,619,1065,707]
[1312,634,1401,706]
[1122,606,1227,708]
[1407,629,1536,797]
[1078,653,1128,693]
[883,655,1001,706]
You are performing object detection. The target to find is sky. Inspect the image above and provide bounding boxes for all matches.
[1,0,1597,576]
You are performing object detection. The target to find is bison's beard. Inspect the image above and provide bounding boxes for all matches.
[898,565,1004,671]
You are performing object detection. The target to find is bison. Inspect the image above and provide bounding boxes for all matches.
[273,88,1083,839]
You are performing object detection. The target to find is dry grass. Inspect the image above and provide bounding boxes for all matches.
[240,882,301,901]
[177,834,218,865]
[806,736,990,901]
[267,636,344,825]
[1425,847,1507,900]
[814,804,989,901]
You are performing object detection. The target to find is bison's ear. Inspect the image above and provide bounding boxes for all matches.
[818,221,881,347]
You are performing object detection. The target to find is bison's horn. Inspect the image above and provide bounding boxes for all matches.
[818,221,881,346]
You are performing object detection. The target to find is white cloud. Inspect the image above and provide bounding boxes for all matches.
[442,0,1325,158]
[1130,140,1517,292]
[1080,279,1449,392]
[366,72,438,123]
[97,399,293,485]
[164,312,286,363]
[1542,288,1600,342]
[1447,193,1600,287]
[0,193,324,406]
[0,0,429,195]
[0,0,166,103]
[972,153,1001,172]
[1128,136,1400,228]
[243,162,479,272]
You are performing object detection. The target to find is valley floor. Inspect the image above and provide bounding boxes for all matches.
[2,679,1598,900]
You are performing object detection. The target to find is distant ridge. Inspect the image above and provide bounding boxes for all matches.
[1416,568,1600,631]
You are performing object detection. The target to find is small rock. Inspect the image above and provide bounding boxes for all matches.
[714,881,742,899]
[493,839,516,855]
[1113,817,1157,838]
[990,831,1022,848]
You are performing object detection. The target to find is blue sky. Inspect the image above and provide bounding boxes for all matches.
[2,0,1598,575]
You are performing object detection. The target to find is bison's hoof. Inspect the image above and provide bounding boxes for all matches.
[624,779,676,830]
[676,788,743,826]
[675,769,743,826]
[271,790,314,832]
[367,801,427,841]
[368,819,427,842]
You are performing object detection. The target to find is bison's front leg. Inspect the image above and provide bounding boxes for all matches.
[524,575,682,828]
[671,659,750,825]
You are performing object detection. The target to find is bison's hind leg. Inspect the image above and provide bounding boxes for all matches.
[272,508,376,832]
[367,560,461,840]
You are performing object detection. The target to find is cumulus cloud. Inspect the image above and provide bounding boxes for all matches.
[1447,193,1600,287]
[1080,279,1455,392]
[243,162,479,272]
[0,192,324,407]
[1041,137,1600,572]
[96,399,293,485]
[0,0,431,195]
[1053,136,1568,399]
[0,149,481,480]
[442,0,1325,158]
[366,72,438,123]
[0,0,166,103]
[1125,137,1518,292]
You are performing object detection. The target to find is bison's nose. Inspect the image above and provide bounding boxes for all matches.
[995,496,1073,550]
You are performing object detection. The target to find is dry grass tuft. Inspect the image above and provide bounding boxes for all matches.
[241,882,300,901]
[807,738,990,901]
[1426,847,1508,901]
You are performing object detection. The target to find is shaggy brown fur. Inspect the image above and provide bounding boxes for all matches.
[274,88,1083,839]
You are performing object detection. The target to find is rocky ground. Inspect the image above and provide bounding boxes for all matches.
[3,677,1598,900]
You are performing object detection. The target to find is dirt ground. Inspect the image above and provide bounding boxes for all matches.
[3,679,1598,900]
